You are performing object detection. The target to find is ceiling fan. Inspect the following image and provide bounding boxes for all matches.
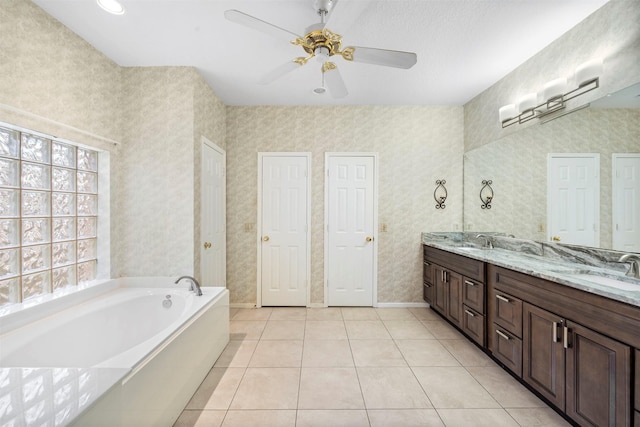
[224,0,418,98]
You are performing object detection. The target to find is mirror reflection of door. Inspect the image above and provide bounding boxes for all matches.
[547,154,600,247]
[613,153,640,252]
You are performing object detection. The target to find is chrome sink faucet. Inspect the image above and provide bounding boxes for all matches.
[618,254,640,279]
[175,275,203,296]
[476,234,494,249]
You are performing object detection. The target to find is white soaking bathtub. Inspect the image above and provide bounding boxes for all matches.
[0,278,229,427]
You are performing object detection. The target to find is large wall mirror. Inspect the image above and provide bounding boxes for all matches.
[463,82,640,253]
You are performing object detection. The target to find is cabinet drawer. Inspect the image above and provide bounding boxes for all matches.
[462,305,485,346]
[491,323,522,377]
[463,278,484,314]
[423,282,433,305]
[636,349,640,410]
[492,289,523,338]
[423,261,433,283]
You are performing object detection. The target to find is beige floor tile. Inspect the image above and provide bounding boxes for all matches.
[341,307,380,320]
[421,320,465,339]
[357,367,432,409]
[408,307,443,321]
[304,320,348,340]
[467,367,546,408]
[345,320,392,339]
[368,409,445,427]
[248,340,303,367]
[302,339,354,367]
[186,367,245,410]
[375,307,417,320]
[261,320,306,340]
[229,307,240,319]
[232,308,272,320]
[440,339,496,367]
[229,368,300,409]
[306,307,343,320]
[222,410,296,427]
[350,339,407,366]
[173,410,225,427]
[436,408,519,426]
[214,340,258,368]
[229,320,267,340]
[506,408,572,426]
[296,410,369,427]
[412,367,500,408]
[395,340,460,367]
[298,367,365,409]
[269,307,307,320]
[384,320,436,339]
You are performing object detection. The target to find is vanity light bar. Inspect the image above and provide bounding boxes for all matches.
[499,58,603,128]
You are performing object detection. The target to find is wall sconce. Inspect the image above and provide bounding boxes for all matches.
[499,58,603,128]
[480,180,493,209]
[434,180,447,209]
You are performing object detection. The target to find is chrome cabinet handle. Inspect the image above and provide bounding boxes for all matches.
[496,294,510,303]
[464,309,475,317]
[496,329,510,340]
[424,283,431,288]
[563,326,570,349]
[464,280,476,286]
[552,321,559,342]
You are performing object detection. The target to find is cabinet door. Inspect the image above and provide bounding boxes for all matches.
[432,265,447,315]
[491,323,523,376]
[565,320,631,427]
[447,270,463,327]
[523,303,565,410]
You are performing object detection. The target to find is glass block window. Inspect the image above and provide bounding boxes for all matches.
[0,125,99,307]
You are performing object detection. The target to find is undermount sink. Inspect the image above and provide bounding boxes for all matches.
[572,274,640,291]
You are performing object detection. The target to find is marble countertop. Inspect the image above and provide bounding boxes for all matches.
[422,232,640,308]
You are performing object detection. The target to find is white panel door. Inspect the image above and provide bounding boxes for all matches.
[326,154,376,306]
[201,140,226,287]
[260,155,309,306]
[547,154,599,247]
[613,154,640,251]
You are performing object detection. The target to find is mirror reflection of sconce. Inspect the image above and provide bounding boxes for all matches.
[480,180,494,209]
[434,179,447,209]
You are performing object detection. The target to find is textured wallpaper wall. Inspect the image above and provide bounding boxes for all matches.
[0,0,122,148]
[464,108,640,248]
[226,106,463,305]
[464,0,640,152]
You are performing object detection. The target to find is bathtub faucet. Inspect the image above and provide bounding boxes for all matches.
[175,276,203,296]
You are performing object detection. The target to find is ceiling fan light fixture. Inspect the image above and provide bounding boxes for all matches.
[97,0,125,15]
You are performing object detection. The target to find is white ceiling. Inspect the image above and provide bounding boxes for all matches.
[32,0,610,106]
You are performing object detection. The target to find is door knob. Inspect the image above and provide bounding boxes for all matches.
[263,236,270,242]
[365,236,373,242]
[203,242,211,249]
[552,236,561,242]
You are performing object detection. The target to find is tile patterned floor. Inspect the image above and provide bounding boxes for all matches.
[174,307,571,427]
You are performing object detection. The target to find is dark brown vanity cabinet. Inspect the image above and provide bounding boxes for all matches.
[423,259,433,305]
[489,264,634,427]
[423,246,486,345]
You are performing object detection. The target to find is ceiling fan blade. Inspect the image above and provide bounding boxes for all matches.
[323,63,348,99]
[347,46,417,69]
[224,9,301,43]
[259,60,303,85]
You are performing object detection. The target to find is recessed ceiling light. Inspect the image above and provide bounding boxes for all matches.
[97,0,125,15]
[312,87,326,95]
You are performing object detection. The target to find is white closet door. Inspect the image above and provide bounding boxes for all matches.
[613,154,640,251]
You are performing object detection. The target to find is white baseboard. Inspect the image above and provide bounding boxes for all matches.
[375,302,430,308]
[231,302,430,309]
[229,303,256,309]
